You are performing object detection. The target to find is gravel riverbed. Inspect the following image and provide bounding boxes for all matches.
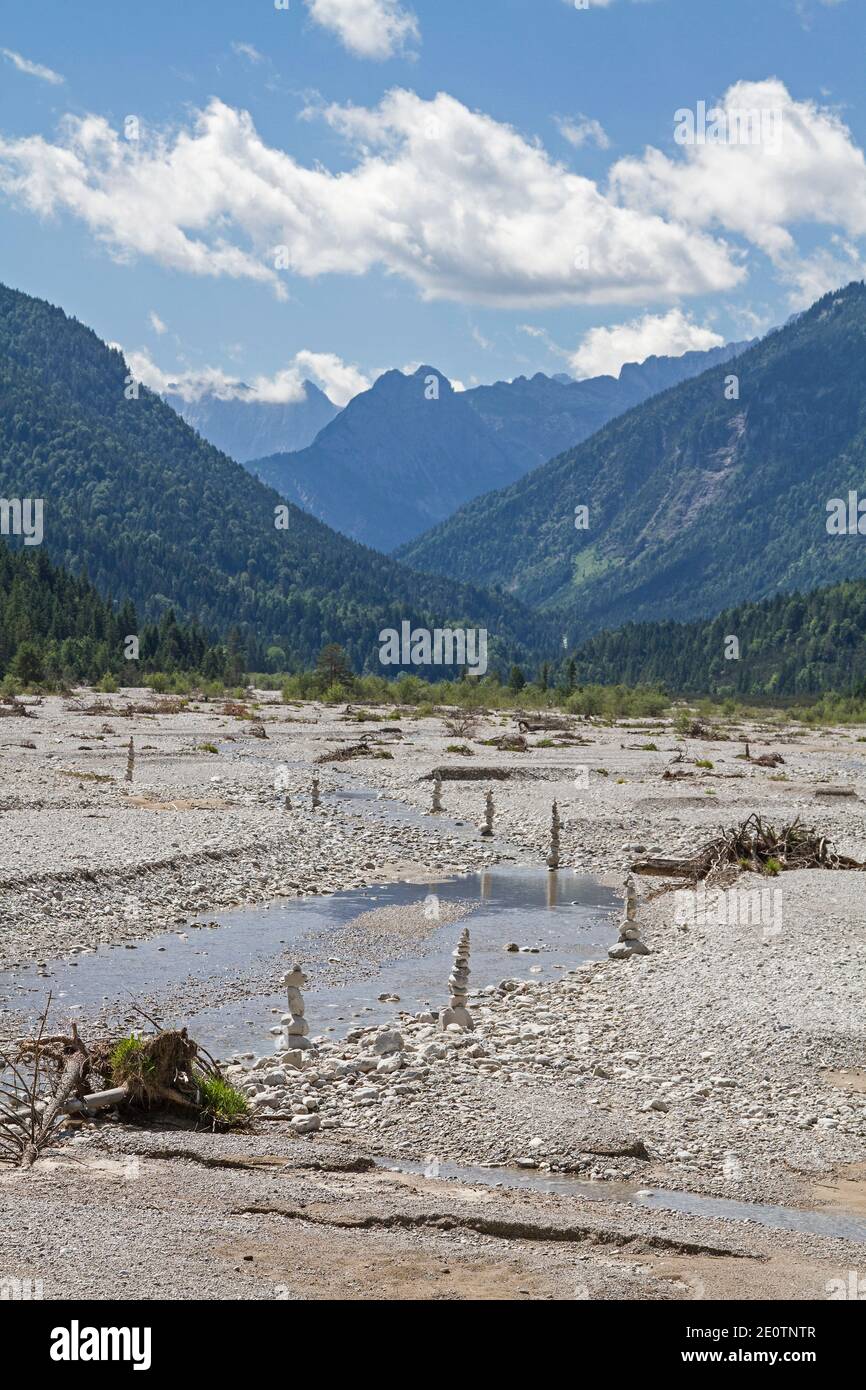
[1,689,864,1299]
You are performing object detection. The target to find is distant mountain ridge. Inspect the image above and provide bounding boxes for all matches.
[0,282,546,674]
[246,342,750,551]
[164,379,339,462]
[397,283,866,641]
[250,366,523,551]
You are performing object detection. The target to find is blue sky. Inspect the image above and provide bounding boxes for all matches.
[1,0,864,405]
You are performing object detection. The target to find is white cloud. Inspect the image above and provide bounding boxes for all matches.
[611,79,866,265]
[1,48,64,85]
[568,309,723,379]
[294,350,372,405]
[313,90,740,306]
[0,92,742,310]
[127,347,371,408]
[6,79,864,316]
[555,115,610,150]
[304,0,419,60]
[723,302,774,338]
[231,41,265,64]
[0,107,285,296]
[776,237,866,310]
[519,323,568,358]
[148,310,167,335]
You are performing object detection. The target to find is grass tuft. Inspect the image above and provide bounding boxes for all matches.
[193,1072,250,1126]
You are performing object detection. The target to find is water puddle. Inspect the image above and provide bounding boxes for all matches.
[377,1158,866,1244]
[1,865,617,1059]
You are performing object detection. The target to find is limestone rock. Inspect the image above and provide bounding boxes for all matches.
[373,1029,404,1056]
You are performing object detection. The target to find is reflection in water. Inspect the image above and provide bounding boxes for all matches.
[547,872,559,909]
[2,866,618,1058]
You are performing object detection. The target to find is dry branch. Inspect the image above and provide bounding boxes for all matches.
[1,1013,247,1168]
[632,813,865,882]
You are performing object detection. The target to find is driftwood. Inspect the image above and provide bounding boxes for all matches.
[427,765,513,781]
[0,1002,92,1166]
[1,1014,247,1167]
[632,813,865,882]
[735,742,785,768]
[630,856,697,879]
[483,734,529,752]
[0,697,33,718]
[63,1087,128,1113]
[316,739,392,763]
[28,1025,89,1165]
[62,698,117,716]
[677,718,727,740]
[517,715,573,733]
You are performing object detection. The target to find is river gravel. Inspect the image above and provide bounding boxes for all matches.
[1,690,864,1297]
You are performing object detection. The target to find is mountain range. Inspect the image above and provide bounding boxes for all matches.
[7,275,866,693]
[0,283,542,674]
[398,284,866,644]
[164,380,339,463]
[245,343,749,552]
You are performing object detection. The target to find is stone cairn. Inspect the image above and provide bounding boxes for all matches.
[440,928,474,1031]
[547,800,561,870]
[431,772,443,814]
[125,737,134,784]
[609,872,650,959]
[479,789,494,838]
[280,963,312,1055]
[311,774,321,809]
[274,766,292,809]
